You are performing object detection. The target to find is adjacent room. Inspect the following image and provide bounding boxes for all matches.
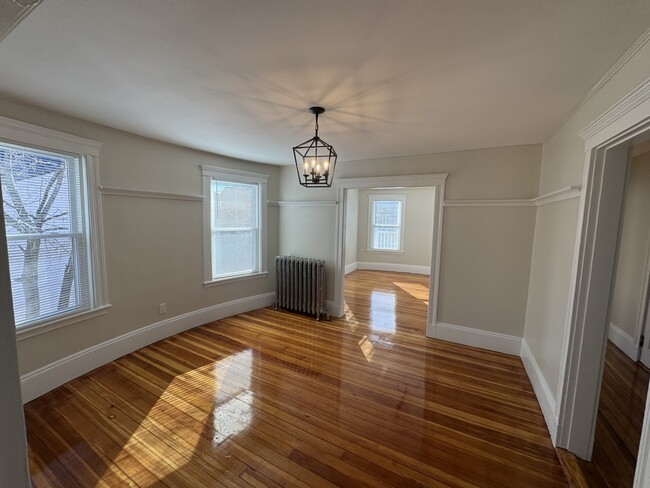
[343,186,435,340]
[2,2,650,487]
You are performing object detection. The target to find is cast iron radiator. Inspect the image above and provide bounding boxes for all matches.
[274,256,327,320]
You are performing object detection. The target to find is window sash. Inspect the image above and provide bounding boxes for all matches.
[210,179,260,280]
[368,197,405,252]
[1,144,93,328]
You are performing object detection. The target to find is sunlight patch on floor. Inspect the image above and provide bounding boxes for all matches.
[343,300,360,332]
[359,335,375,362]
[114,349,253,487]
[394,281,429,305]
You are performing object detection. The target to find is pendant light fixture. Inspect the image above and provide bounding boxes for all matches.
[293,106,337,187]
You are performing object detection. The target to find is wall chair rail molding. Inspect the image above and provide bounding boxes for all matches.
[444,186,582,207]
[99,186,204,202]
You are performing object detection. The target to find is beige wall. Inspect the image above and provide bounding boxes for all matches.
[345,189,359,266]
[279,144,541,336]
[524,199,580,396]
[356,188,435,268]
[523,37,650,405]
[610,151,650,337]
[0,96,281,375]
[440,206,536,336]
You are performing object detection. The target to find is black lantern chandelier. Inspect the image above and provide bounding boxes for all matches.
[293,106,337,187]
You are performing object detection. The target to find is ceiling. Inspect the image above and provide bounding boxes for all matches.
[0,1,650,165]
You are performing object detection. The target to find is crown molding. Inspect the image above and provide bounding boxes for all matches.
[561,28,650,130]
[578,78,650,143]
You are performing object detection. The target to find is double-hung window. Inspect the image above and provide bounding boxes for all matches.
[202,166,268,285]
[368,195,406,252]
[0,116,108,335]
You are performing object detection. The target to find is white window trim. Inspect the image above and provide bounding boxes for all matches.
[0,115,110,340]
[201,165,269,286]
[367,194,407,253]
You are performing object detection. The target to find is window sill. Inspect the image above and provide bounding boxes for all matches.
[16,304,112,341]
[366,249,405,254]
[204,271,268,287]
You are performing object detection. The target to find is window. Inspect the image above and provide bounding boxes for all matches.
[202,166,268,284]
[368,195,406,252]
[0,115,108,335]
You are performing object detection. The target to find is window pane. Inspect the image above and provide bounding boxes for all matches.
[373,201,400,226]
[211,180,259,278]
[1,144,91,327]
[373,225,400,250]
[213,181,257,229]
[213,230,257,277]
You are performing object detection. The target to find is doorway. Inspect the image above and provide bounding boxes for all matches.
[608,141,650,367]
[333,174,447,338]
[581,141,650,486]
[342,186,436,336]
[556,90,650,487]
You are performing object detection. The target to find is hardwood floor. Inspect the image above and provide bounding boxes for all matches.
[575,341,650,488]
[26,269,567,487]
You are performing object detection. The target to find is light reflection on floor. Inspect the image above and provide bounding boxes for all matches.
[343,301,359,332]
[212,390,253,445]
[358,335,375,362]
[212,349,253,445]
[369,291,396,333]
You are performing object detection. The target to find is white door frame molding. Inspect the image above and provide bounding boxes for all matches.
[333,174,447,337]
[0,187,31,487]
[556,77,650,487]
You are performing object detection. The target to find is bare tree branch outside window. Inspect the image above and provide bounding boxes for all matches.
[0,147,79,324]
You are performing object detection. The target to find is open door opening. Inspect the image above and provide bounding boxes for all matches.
[342,187,436,339]
[581,139,650,486]
[333,174,447,340]
[557,110,650,488]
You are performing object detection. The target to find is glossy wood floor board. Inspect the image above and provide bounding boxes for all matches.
[26,270,567,487]
[575,341,650,488]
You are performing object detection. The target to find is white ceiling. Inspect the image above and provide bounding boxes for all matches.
[1,1,650,165]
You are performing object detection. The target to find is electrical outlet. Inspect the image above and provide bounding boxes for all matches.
[159,302,167,314]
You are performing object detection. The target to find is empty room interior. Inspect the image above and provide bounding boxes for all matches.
[3,2,650,487]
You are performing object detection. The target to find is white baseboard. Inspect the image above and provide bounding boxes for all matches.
[20,292,275,403]
[357,261,430,275]
[345,262,358,275]
[433,322,522,356]
[609,322,638,361]
[520,339,558,444]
